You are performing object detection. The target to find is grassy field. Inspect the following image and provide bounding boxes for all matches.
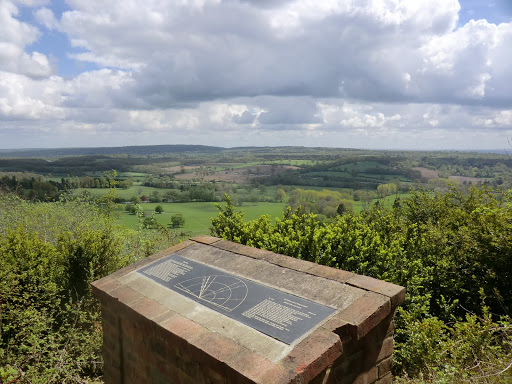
[115,193,408,235]
[75,186,166,200]
[116,201,286,235]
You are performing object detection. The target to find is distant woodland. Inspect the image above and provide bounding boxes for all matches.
[1,145,511,206]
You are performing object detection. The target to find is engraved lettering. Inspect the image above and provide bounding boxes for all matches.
[242,299,313,331]
[144,259,193,281]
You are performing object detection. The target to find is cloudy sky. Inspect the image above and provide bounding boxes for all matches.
[1,0,511,150]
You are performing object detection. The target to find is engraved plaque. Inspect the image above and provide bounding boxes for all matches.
[137,254,336,344]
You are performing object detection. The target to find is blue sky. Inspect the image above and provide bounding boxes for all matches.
[1,0,512,150]
[458,0,512,25]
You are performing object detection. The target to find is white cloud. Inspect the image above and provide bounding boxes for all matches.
[45,0,510,109]
[0,71,64,119]
[0,1,52,77]
[1,0,512,150]
[33,7,58,30]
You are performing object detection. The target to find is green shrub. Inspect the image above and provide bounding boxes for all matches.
[0,193,183,383]
[210,187,512,381]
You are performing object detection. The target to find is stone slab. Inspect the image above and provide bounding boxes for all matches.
[175,243,366,311]
[137,253,336,345]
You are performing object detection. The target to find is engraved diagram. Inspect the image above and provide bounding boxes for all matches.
[174,275,248,312]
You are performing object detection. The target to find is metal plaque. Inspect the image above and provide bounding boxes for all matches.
[137,254,336,344]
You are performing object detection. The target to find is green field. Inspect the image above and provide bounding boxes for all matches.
[116,201,286,235]
[116,194,408,235]
[75,186,167,200]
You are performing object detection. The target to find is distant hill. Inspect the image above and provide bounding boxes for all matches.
[0,145,225,158]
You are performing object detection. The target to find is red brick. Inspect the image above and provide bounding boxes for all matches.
[190,332,245,363]
[91,278,122,301]
[227,350,275,382]
[338,293,391,339]
[190,235,221,244]
[367,366,378,383]
[101,306,118,327]
[120,315,145,344]
[308,264,356,283]
[377,356,393,378]
[159,313,209,342]
[110,285,144,305]
[376,337,394,362]
[386,320,395,338]
[203,366,229,384]
[103,352,121,370]
[153,355,199,383]
[352,371,369,384]
[332,349,365,379]
[213,240,274,260]
[269,255,317,273]
[130,296,168,319]
[95,239,404,384]
[256,364,298,384]
[103,329,120,351]
[91,275,119,291]
[374,372,392,384]
[321,315,352,341]
[346,275,405,308]
[152,308,174,324]
[309,368,332,384]
[103,364,122,383]
[284,329,342,383]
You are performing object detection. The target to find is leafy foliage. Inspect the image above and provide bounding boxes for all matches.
[0,193,182,383]
[211,187,512,382]
[170,213,185,228]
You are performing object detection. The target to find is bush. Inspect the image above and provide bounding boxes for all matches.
[170,213,185,228]
[210,188,512,381]
[0,193,183,383]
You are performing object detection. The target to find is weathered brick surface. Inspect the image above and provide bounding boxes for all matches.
[110,285,144,305]
[212,239,276,260]
[326,311,395,384]
[94,237,405,384]
[258,365,299,384]
[337,293,391,339]
[283,328,342,383]
[158,312,209,341]
[321,315,352,341]
[377,356,393,378]
[346,274,405,309]
[374,372,392,384]
[376,337,394,363]
[130,296,168,319]
[228,350,276,382]
[308,263,356,283]
[190,235,222,245]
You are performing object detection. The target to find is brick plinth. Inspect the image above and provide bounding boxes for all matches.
[92,236,405,384]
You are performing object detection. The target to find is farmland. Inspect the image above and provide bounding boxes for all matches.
[1,145,511,234]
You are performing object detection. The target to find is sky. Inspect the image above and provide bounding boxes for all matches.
[1,0,512,151]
